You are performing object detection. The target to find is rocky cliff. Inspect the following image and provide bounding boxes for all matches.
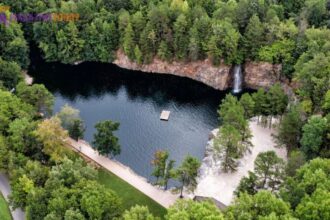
[113,50,282,91]
[244,62,282,90]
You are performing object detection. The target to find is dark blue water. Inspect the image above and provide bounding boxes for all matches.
[29,60,228,182]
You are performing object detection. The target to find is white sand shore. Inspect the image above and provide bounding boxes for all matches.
[194,117,287,206]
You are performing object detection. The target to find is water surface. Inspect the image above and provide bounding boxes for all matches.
[30,60,228,183]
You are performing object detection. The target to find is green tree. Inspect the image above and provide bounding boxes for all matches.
[305,0,328,27]
[300,115,328,159]
[280,158,330,209]
[8,117,37,154]
[157,41,172,61]
[242,14,265,59]
[64,209,85,220]
[173,14,189,60]
[57,104,80,130]
[34,117,69,162]
[163,159,175,190]
[0,90,34,134]
[166,200,224,220]
[219,94,253,154]
[275,105,304,151]
[188,25,200,61]
[0,20,29,68]
[285,150,306,177]
[92,120,121,157]
[267,83,288,119]
[322,90,330,113]
[123,205,157,220]
[235,171,258,196]
[254,151,285,191]
[57,104,85,141]
[208,20,241,64]
[80,181,122,219]
[294,28,330,111]
[139,23,156,63]
[16,82,54,115]
[175,155,200,198]
[151,150,169,184]
[226,191,293,219]
[123,22,135,60]
[56,22,85,64]
[69,119,85,141]
[252,88,268,121]
[134,45,143,65]
[10,174,35,209]
[295,188,330,220]
[213,125,242,172]
[239,93,255,119]
[0,58,22,90]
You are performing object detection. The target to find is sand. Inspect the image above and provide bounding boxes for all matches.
[194,117,287,205]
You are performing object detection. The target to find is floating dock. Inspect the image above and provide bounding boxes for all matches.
[160,110,170,121]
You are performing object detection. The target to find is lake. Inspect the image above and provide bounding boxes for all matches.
[29,58,230,183]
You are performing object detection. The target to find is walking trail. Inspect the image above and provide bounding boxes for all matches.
[67,139,179,208]
[0,173,25,220]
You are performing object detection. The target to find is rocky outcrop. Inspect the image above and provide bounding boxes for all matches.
[114,50,232,90]
[113,50,282,91]
[244,62,282,90]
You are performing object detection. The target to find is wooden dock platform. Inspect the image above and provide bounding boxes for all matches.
[160,110,170,121]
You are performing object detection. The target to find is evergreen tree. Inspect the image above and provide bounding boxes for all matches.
[173,14,189,60]
[134,45,143,65]
[242,14,265,59]
[235,171,258,196]
[139,23,156,63]
[213,125,242,173]
[252,88,269,121]
[239,93,255,119]
[254,151,285,191]
[188,25,201,61]
[275,105,304,151]
[207,35,222,65]
[123,23,135,60]
[157,40,172,61]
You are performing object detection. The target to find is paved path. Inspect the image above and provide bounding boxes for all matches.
[0,174,25,220]
[67,139,179,208]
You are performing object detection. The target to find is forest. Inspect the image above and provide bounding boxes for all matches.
[0,0,330,220]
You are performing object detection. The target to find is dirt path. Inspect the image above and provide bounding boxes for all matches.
[195,118,287,205]
[0,174,25,220]
[67,139,179,208]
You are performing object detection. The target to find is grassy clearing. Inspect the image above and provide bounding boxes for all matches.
[97,168,167,218]
[0,192,12,220]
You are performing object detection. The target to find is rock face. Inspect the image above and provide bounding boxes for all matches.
[244,62,282,89]
[113,50,282,91]
[114,50,232,90]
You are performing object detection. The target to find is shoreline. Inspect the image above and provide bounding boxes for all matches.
[195,117,287,206]
[66,138,179,208]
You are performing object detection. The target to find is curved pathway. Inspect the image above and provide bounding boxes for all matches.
[67,138,179,208]
[0,174,25,220]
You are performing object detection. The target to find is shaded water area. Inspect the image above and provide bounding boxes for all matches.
[29,58,233,184]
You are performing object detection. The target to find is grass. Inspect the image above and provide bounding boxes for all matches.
[0,192,12,220]
[97,168,167,218]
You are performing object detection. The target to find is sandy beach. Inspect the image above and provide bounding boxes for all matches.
[195,117,287,205]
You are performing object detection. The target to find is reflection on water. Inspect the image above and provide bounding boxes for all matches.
[29,59,229,184]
